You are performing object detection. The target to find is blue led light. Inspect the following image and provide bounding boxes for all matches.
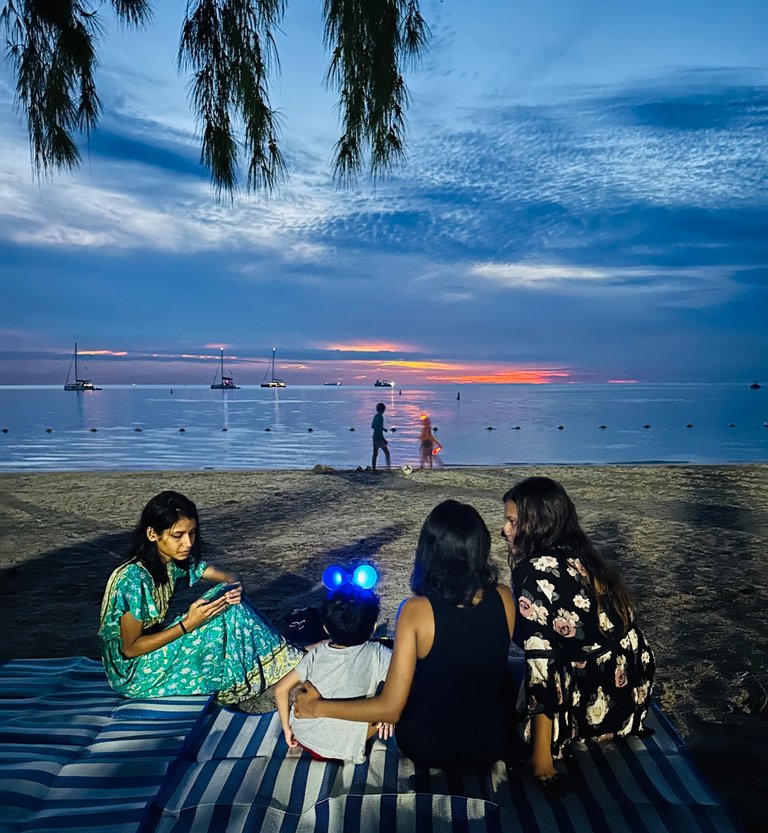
[353,564,378,590]
[322,563,379,590]
[322,566,345,589]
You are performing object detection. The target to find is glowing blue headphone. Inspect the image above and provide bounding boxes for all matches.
[322,563,379,591]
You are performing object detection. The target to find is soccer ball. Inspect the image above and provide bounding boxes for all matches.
[401,464,413,476]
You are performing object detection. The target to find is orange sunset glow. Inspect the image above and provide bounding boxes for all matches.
[378,360,465,371]
[322,341,417,353]
[431,369,571,384]
[317,358,570,384]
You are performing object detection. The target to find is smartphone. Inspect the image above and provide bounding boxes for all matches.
[209,582,241,602]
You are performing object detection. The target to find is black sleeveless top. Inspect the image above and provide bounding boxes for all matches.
[396,587,510,769]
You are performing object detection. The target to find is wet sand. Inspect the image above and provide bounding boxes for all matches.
[0,465,766,831]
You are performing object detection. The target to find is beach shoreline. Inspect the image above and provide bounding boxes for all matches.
[1,465,766,831]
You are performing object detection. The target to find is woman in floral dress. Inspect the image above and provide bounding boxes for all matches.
[501,476,655,791]
[99,491,302,704]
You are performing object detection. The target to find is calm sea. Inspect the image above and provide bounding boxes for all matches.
[0,383,765,472]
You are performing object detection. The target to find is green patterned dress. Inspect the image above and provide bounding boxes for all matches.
[98,559,303,703]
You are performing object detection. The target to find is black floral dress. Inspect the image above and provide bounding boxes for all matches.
[512,552,655,759]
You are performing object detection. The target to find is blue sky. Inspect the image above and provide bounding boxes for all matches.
[1,0,766,386]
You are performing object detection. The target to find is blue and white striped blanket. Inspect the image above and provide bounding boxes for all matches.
[0,658,740,833]
[0,658,209,833]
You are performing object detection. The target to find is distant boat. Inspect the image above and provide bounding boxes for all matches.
[210,348,240,390]
[64,342,101,391]
[260,348,286,388]
[374,379,395,388]
[324,380,342,386]
[750,381,761,390]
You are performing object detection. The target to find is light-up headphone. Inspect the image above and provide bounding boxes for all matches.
[322,563,379,590]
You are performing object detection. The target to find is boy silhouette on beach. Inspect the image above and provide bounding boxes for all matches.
[371,402,391,471]
[274,587,392,763]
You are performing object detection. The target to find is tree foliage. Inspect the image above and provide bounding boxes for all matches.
[1,0,428,196]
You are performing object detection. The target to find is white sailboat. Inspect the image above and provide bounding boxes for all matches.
[211,348,240,390]
[64,343,101,391]
[260,348,286,388]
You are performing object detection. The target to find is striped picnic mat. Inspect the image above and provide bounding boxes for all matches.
[1,658,741,833]
[0,657,210,833]
[144,703,741,833]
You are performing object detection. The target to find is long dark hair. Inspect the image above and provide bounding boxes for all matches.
[411,499,498,605]
[124,491,205,586]
[503,477,635,630]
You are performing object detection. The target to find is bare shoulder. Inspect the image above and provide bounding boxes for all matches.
[397,595,431,624]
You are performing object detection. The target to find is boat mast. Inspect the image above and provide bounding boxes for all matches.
[74,342,78,381]
[220,348,225,381]
[271,348,276,382]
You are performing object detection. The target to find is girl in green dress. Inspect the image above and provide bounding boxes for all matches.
[98,490,303,704]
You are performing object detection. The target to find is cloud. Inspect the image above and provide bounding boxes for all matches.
[467,261,750,308]
[471,263,616,287]
[2,33,766,385]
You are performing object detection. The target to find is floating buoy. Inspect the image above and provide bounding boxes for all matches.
[179,428,186,433]
[390,427,397,433]
[513,426,521,430]
[643,424,651,429]
[222,427,227,432]
[46,428,52,433]
[433,426,439,432]
[1,428,7,433]
[486,426,495,431]
[134,427,142,432]
[307,427,313,432]
[90,427,97,432]
[265,427,271,432]
[686,423,693,429]
[728,423,736,428]
[457,392,461,401]
[349,427,355,431]
[557,425,565,430]
[599,425,607,430]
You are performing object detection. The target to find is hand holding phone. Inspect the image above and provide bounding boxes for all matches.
[209,582,242,603]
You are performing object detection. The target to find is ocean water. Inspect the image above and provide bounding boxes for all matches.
[0,383,765,472]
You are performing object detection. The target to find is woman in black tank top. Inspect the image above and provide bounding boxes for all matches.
[294,500,516,770]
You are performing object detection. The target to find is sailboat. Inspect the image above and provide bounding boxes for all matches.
[210,348,240,390]
[260,347,286,388]
[64,343,101,391]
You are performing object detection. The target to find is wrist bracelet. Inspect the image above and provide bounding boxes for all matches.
[179,621,188,635]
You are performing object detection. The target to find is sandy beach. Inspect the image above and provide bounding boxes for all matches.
[1,465,766,831]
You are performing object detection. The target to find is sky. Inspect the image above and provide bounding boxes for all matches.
[1,0,766,386]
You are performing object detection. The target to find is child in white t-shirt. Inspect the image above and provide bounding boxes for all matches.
[275,586,392,764]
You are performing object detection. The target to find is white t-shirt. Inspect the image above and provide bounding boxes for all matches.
[290,641,392,763]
